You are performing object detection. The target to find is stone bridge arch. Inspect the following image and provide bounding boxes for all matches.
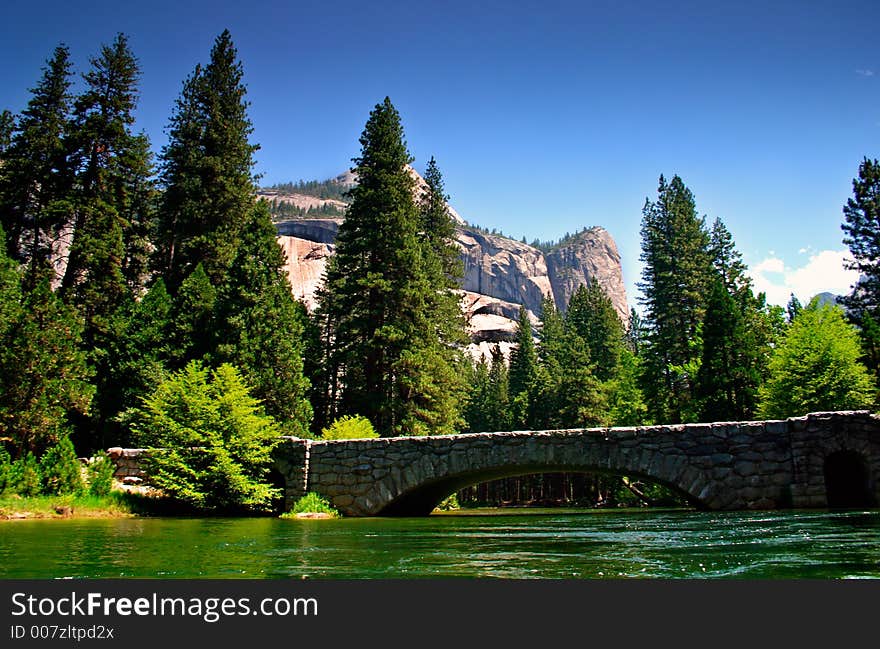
[272,411,880,517]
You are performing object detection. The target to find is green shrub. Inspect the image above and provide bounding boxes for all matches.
[0,447,11,494]
[320,414,377,440]
[86,452,115,496]
[9,452,42,497]
[40,437,84,495]
[281,492,340,518]
[435,493,460,511]
[128,361,282,512]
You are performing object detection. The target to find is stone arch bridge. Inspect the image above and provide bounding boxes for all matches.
[273,411,880,516]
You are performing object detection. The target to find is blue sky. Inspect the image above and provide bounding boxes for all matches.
[2,0,878,309]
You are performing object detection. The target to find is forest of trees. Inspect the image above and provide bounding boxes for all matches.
[1,31,878,512]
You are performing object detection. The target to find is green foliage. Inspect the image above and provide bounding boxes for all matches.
[321,415,378,440]
[86,452,115,496]
[508,307,539,428]
[9,452,42,497]
[62,33,150,334]
[840,158,880,375]
[566,282,624,382]
[0,45,74,285]
[638,174,713,423]
[40,436,84,495]
[608,348,649,426]
[282,492,340,518]
[155,29,259,291]
[212,202,313,436]
[0,250,94,456]
[0,447,11,493]
[129,361,282,512]
[758,301,877,419]
[266,178,350,201]
[435,493,459,511]
[317,98,466,436]
[265,198,346,220]
[91,280,173,448]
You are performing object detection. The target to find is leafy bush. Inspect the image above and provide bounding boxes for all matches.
[320,415,377,440]
[40,437,84,495]
[281,492,340,518]
[758,302,877,419]
[9,452,42,497]
[86,452,115,496]
[128,361,282,512]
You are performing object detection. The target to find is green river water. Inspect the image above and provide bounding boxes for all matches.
[1,509,878,579]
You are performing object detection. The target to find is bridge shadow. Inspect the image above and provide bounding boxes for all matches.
[377,467,706,516]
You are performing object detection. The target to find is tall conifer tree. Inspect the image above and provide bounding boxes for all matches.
[840,158,880,373]
[638,175,712,423]
[0,45,74,286]
[61,33,153,342]
[319,98,464,435]
[155,30,258,291]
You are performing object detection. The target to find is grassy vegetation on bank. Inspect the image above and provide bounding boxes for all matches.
[0,490,184,520]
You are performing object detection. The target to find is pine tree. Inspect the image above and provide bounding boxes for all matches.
[155,30,259,292]
[638,174,713,423]
[508,306,539,427]
[0,225,93,456]
[62,33,154,343]
[212,202,312,436]
[485,344,511,432]
[840,158,880,373]
[319,98,462,435]
[565,282,624,382]
[0,45,74,286]
[168,263,217,370]
[0,110,14,155]
[462,357,490,433]
[91,280,173,448]
[708,217,749,298]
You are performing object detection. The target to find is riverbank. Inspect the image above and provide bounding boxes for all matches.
[0,493,140,520]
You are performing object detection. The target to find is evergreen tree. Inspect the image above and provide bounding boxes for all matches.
[485,345,511,432]
[0,227,93,456]
[565,282,624,382]
[758,300,876,419]
[90,280,173,448]
[462,356,491,433]
[155,29,259,291]
[786,293,803,322]
[168,263,217,369]
[840,158,880,373]
[212,202,312,436]
[508,306,539,427]
[318,98,463,435]
[40,436,83,495]
[708,217,749,298]
[0,110,14,155]
[696,278,755,421]
[638,174,713,423]
[62,33,152,334]
[0,45,74,286]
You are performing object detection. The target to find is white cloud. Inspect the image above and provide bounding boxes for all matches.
[748,249,858,306]
[754,257,784,274]
[857,69,875,77]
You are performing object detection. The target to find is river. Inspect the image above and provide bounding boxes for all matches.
[1,509,878,579]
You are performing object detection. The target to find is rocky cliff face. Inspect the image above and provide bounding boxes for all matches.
[276,218,627,358]
[546,227,628,322]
